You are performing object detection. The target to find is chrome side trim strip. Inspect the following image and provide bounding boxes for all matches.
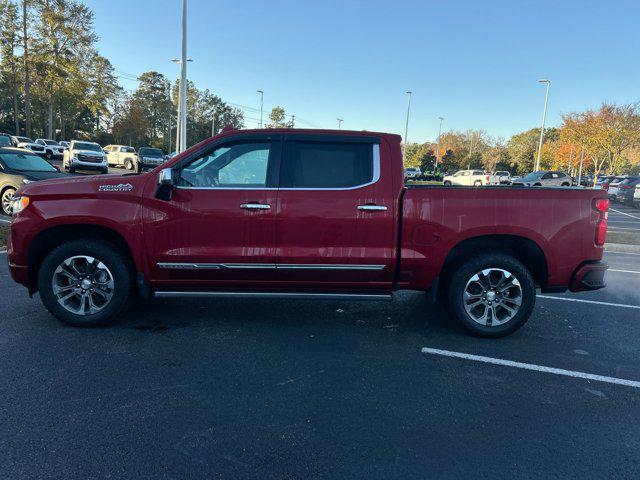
[276,264,386,271]
[157,263,386,271]
[153,291,393,301]
[157,263,276,270]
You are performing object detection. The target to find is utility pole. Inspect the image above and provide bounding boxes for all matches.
[178,0,188,153]
[337,118,343,130]
[567,145,573,175]
[435,116,444,172]
[211,114,217,136]
[535,79,551,172]
[257,90,264,128]
[403,91,412,160]
[577,146,584,186]
[167,84,172,153]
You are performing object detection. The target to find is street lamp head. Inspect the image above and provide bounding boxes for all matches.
[406,91,412,95]
[438,116,444,121]
[257,90,263,94]
[538,79,550,83]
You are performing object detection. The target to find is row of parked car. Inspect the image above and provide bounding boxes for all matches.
[598,175,640,208]
[0,133,172,215]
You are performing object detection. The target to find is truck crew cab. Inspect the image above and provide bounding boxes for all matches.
[7,129,609,337]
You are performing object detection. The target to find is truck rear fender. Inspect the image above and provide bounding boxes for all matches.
[435,234,549,299]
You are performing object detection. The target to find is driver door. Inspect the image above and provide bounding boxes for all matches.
[143,137,281,289]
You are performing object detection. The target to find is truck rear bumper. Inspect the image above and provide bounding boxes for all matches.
[569,261,608,292]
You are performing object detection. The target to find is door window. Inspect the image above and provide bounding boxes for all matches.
[177,142,272,188]
[280,141,374,188]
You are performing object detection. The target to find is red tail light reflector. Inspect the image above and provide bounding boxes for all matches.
[593,198,609,246]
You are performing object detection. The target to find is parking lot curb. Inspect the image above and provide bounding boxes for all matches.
[605,243,640,254]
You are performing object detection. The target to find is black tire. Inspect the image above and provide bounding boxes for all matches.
[69,167,76,174]
[445,253,536,338]
[124,159,133,170]
[45,150,53,160]
[561,182,570,187]
[444,181,452,186]
[534,183,542,187]
[100,168,109,175]
[1,187,15,216]
[37,238,133,327]
[473,180,482,187]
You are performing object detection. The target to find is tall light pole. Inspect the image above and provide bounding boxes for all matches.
[535,79,551,172]
[176,0,188,153]
[257,90,264,128]
[167,84,172,154]
[403,91,412,160]
[434,116,444,172]
[337,118,343,130]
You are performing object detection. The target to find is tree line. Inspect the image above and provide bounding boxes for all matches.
[0,0,246,151]
[405,102,640,179]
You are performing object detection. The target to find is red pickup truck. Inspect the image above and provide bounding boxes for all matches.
[7,129,609,337]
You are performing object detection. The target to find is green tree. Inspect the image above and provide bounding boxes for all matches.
[0,1,22,134]
[267,106,292,128]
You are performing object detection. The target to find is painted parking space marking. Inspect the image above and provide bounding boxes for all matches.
[0,218,11,224]
[605,250,640,256]
[610,208,640,220]
[609,269,640,274]
[537,295,640,310]
[421,347,640,389]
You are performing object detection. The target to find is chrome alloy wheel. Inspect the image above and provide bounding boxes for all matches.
[2,189,14,215]
[52,256,115,316]
[463,268,523,326]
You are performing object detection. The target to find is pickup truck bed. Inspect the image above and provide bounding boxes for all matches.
[7,128,608,337]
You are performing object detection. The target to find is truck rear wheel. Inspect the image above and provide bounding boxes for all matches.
[37,239,133,327]
[446,253,535,337]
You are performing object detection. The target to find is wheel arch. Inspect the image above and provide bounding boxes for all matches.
[437,234,548,299]
[27,223,138,292]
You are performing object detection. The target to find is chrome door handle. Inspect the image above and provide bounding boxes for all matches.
[357,205,388,211]
[240,203,271,210]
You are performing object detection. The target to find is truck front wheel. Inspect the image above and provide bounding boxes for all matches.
[37,239,133,327]
[446,253,535,337]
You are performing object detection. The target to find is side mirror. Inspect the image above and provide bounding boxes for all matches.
[155,168,174,201]
[158,168,173,186]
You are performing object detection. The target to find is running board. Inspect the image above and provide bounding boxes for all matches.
[153,291,393,301]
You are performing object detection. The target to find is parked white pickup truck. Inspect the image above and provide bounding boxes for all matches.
[443,170,500,186]
[104,145,138,170]
[62,140,108,174]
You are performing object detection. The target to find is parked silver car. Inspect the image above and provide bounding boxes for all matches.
[511,171,572,187]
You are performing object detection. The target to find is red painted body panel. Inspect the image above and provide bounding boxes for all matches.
[8,128,607,296]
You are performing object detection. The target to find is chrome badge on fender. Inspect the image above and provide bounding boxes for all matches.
[98,183,134,192]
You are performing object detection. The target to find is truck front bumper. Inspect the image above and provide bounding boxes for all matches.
[71,159,107,171]
[569,261,608,292]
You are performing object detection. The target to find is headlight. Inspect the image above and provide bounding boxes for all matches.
[11,195,29,215]
[22,179,34,185]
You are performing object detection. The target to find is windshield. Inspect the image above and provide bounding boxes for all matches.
[522,172,544,181]
[44,140,59,146]
[0,152,57,172]
[0,136,11,147]
[74,142,102,152]
[139,148,163,157]
[16,137,34,143]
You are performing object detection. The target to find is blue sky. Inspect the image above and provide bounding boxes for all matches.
[85,0,640,143]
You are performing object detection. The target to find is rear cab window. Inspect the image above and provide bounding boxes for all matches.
[280,141,375,189]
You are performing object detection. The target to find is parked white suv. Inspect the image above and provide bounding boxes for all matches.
[35,139,65,160]
[10,136,46,156]
[404,167,422,180]
[104,145,138,170]
[63,141,108,174]
[511,171,572,187]
[443,170,498,186]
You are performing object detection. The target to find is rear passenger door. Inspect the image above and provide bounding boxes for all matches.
[275,135,396,289]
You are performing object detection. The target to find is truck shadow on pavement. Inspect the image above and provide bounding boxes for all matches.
[122,292,457,336]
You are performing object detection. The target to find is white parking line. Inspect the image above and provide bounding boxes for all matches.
[537,295,640,310]
[608,227,640,231]
[421,347,640,389]
[0,218,10,224]
[610,208,640,220]
[605,250,640,256]
[609,269,640,274]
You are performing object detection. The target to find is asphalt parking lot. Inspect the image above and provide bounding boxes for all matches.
[607,202,640,234]
[1,247,639,479]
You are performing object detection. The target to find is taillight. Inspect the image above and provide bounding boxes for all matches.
[486,176,490,181]
[593,198,609,246]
